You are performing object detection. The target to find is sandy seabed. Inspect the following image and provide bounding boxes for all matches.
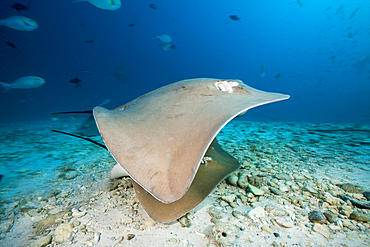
[0,119,369,247]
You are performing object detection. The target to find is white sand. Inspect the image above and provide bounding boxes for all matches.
[0,119,369,246]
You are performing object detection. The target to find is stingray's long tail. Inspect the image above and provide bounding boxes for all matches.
[51,110,93,115]
[52,129,107,150]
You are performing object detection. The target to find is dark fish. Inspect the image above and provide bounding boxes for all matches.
[69,77,82,87]
[0,174,3,182]
[128,23,135,27]
[229,15,240,21]
[349,7,360,20]
[5,41,17,48]
[10,2,29,11]
[85,40,94,43]
[149,4,158,10]
[274,73,282,79]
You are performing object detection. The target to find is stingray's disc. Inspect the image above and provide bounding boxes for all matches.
[93,78,289,204]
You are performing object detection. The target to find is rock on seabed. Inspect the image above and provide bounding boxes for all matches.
[212,222,239,247]
[54,223,73,244]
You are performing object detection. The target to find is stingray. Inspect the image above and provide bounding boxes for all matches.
[92,78,289,223]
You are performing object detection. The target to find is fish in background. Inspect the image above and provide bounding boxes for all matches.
[5,41,17,48]
[149,4,158,10]
[229,15,241,21]
[259,64,266,78]
[0,76,45,92]
[0,16,38,31]
[159,43,177,51]
[155,34,172,43]
[348,7,360,20]
[72,0,121,11]
[274,73,282,80]
[69,77,82,87]
[10,2,30,11]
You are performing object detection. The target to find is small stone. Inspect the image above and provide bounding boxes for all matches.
[209,207,224,219]
[227,175,238,186]
[346,231,359,240]
[323,211,337,223]
[72,221,80,227]
[221,194,237,207]
[341,219,353,227]
[329,225,341,231]
[275,217,294,228]
[127,234,135,240]
[65,171,79,180]
[279,186,290,193]
[247,184,265,196]
[248,176,265,187]
[294,175,305,180]
[273,232,280,237]
[212,222,239,247]
[269,187,283,195]
[144,219,156,227]
[72,210,86,218]
[237,173,249,188]
[303,186,317,194]
[340,209,353,218]
[167,238,179,244]
[291,184,300,190]
[275,173,292,181]
[308,210,327,224]
[178,215,191,228]
[352,193,364,200]
[265,204,287,217]
[350,211,370,222]
[312,223,333,239]
[28,235,52,247]
[247,206,265,220]
[339,183,365,193]
[54,223,73,244]
[261,225,273,234]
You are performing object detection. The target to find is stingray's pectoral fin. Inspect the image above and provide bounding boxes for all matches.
[134,137,240,223]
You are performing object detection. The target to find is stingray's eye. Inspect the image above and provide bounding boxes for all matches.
[215,80,240,93]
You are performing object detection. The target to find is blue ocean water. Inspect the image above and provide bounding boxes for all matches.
[0,0,369,124]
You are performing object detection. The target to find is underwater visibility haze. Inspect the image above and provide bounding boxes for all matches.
[0,0,370,246]
[0,0,369,123]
